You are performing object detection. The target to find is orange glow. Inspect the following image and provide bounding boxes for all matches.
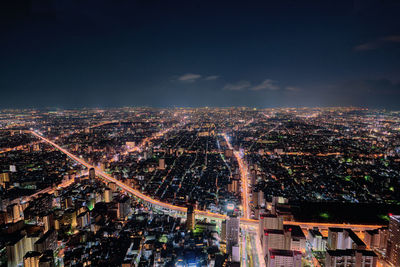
[222,133,250,219]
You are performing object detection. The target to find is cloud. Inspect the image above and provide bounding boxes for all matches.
[177,73,202,82]
[223,78,284,91]
[354,35,400,51]
[285,86,301,92]
[205,75,219,81]
[175,73,219,83]
[250,79,279,91]
[223,80,251,91]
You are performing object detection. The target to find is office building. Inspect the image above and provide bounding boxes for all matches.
[89,167,95,182]
[226,215,239,256]
[267,249,302,267]
[308,228,326,251]
[325,249,377,267]
[327,228,366,250]
[387,215,400,266]
[158,158,166,170]
[186,205,195,231]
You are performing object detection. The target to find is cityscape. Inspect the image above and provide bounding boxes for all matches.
[1,0,400,266]
[0,107,399,267]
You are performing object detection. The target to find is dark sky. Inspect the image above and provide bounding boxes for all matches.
[1,0,400,109]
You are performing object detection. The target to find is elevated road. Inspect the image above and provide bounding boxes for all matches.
[30,131,230,221]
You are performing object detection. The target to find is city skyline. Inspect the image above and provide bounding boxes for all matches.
[1,1,400,266]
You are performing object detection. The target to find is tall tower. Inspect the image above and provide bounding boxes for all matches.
[186,205,195,231]
[387,215,400,266]
[89,168,95,182]
[226,215,239,256]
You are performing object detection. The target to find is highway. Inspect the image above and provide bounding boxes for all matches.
[222,133,251,219]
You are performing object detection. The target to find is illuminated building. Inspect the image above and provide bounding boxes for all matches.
[327,228,366,250]
[77,211,90,228]
[232,244,240,262]
[186,205,195,231]
[42,214,53,233]
[89,167,95,182]
[34,230,57,253]
[258,190,265,208]
[104,187,112,203]
[252,191,259,207]
[221,220,227,241]
[325,249,377,267]
[62,209,77,229]
[9,165,16,172]
[6,232,40,267]
[23,251,41,267]
[387,215,400,266]
[308,228,326,251]
[0,172,10,188]
[226,215,239,257]
[6,203,24,223]
[284,225,306,252]
[259,214,283,238]
[228,178,239,194]
[108,182,117,192]
[158,158,166,170]
[117,197,131,220]
[263,229,285,255]
[364,227,388,251]
[267,249,301,267]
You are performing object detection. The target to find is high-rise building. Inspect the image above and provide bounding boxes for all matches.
[325,249,377,267]
[108,182,117,192]
[228,178,239,195]
[89,168,96,182]
[9,165,16,173]
[308,228,326,251]
[158,158,165,170]
[0,172,10,188]
[263,229,285,255]
[23,251,41,267]
[364,227,388,251]
[42,213,54,233]
[259,213,283,238]
[387,215,400,266]
[117,197,131,220]
[104,188,112,203]
[267,249,302,267]
[232,244,240,262]
[221,220,227,242]
[186,205,195,231]
[226,215,239,256]
[6,203,23,223]
[284,225,306,253]
[252,191,259,207]
[258,190,265,208]
[327,228,366,250]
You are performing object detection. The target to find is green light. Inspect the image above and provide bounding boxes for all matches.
[320,213,329,219]
[378,214,390,222]
[159,234,168,243]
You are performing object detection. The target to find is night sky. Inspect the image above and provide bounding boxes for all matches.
[1,0,400,109]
